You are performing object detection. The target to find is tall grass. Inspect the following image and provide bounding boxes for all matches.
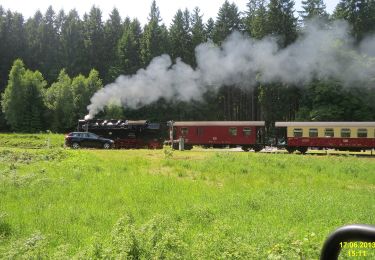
[0,134,374,258]
[0,133,64,149]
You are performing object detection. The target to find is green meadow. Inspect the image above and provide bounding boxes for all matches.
[0,134,374,259]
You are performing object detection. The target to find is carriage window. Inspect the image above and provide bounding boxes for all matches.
[357,128,367,138]
[181,127,188,135]
[309,128,318,137]
[324,128,334,137]
[196,127,203,136]
[243,128,251,136]
[341,128,351,138]
[229,127,237,136]
[293,128,303,137]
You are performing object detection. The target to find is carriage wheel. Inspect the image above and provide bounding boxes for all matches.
[298,147,308,154]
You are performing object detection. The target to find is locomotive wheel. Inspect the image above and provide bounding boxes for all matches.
[286,147,295,154]
[253,145,263,152]
[184,144,193,150]
[241,146,250,152]
[298,147,308,154]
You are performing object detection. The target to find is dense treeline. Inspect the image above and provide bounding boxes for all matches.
[0,0,375,132]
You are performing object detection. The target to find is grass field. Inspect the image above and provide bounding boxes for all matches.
[0,134,374,259]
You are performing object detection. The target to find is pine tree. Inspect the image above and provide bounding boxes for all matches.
[205,18,215,41]
[115,19,142,77]
[148,0,162,22]
[259,82,300,123]
[333,0,375,41]
[0,11,27,90]
[213,1,243,44]
[267,0,298,47]
[257,0,299,124]
[60,9,86,77]
[140,0,169,66]
[25,7,61,83]
[245,0,268,39]
[299,0,328,22]
[0,8,9,129]
[24,11,43,72]
[103,8,123,83]
[169,9,193,64]
[243,1,269,121]
[83,6,105,76]
[0,7,5,91]
[191,7,206,67]
[191,7,206,47]
[41,6,61,83]
[211,1,247,120]
[55,9,66,33]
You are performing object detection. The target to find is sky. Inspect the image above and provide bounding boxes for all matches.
[1,0,340,26]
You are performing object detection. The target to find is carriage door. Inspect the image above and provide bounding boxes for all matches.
[196,127,204,138]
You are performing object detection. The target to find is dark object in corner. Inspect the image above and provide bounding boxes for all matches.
[320,224,375,260]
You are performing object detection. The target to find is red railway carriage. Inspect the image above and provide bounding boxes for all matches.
[275,122,375,153]
[169,121,265,151]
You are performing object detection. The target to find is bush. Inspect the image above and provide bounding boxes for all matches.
[267,232,320,259]
[192,221,257,259]
[109,214,140,259]
[2,232,49,259]
[138,214,187,259]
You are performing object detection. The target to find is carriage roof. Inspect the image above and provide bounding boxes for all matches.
[275,122,375,127]
[172,121,265,126]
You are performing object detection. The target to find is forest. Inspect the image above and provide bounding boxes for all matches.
[0,0,375,133]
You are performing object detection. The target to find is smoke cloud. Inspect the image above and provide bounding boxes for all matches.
[85,20,375,120]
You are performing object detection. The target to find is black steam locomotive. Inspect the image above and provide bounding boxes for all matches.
[77,119,167,149]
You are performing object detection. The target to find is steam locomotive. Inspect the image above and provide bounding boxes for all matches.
[77,119,375,153]
[77,119,167,149]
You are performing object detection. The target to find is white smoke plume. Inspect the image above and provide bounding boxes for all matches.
[85,20,375,120]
